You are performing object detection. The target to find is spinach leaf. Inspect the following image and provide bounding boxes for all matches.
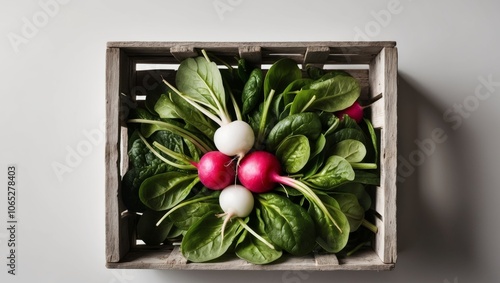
[289,89,317,115]
[235,211,283,264]
[318,112,340,136]
[316,70,352,82]
[308,75,360,112]
[264,58,302,99]
[276,135,310,174]
[330,128,368,146]
[353,170,380,186]
[136,210,174,245]
[121,168,149,212]
[181,213,243,262]
[308,195,350,253]
[332,139,367,163]
[237,58,251,82]
[329,193,364,232]
[300,154,324,178]
[121,133,171,212]
[305,65,325,80]
[154,93,181,119]
[168,200,221,231]
[169,92,217,139]
[241,68,263,115]
[310,133,326,160]
[266,112,322,150]
[282,78,314,105]
[334,183,371,211]
[139,172,199,211]
[175,57,226,110]
[257,193,316,256]
[363,118,379,164]
[305,155,354,190]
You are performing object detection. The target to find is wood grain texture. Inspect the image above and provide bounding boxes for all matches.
[105,41,398,269]
[106,246,393,271]
[369,47,398,264]
[105,48,124,262]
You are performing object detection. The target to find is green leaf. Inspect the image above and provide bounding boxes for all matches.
[310,133,326,160]
[276,135,310,174]
[308,195,350,253]
[305,155,355,189]
[170,92,217,139]
[235,213,283,264]
[154,93,181,119]
[329,193,365,232]
[289,89,317,115]
[181,213,243,262]
[139,172,199,211]
[266,112,322,150]
[363,118,379,164]
[176,56,226,111]
[282,78,314,105]
[334,183,371,211]
[264,58,302,99]
[332,139,367,162]
[257,193,316,256]
[353,170,380,186]
[241,68,263,115]
[168,200,221,231]
[308,75,360,112]
[137,210,174,245]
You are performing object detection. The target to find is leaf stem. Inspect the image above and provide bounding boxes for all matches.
[299,95,317,113]
[236,218,275,250]
[162,79,224,126]
[361,219,378,233]
[137,132,196,171]
[152,141,195,166]
[256,89,276,144]
[275,176,342,233]
[128,118,212,153]
[350,163,378,170]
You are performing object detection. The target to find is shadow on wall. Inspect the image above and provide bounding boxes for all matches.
[147,74,489,282]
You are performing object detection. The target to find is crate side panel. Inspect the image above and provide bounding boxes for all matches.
[106,248,392,271]
[369,47,398,264]
[106,48,135,263]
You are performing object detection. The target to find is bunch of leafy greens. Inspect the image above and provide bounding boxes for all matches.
[121,54,380,264]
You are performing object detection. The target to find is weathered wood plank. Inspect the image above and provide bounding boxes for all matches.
[106,48,131,262]
[239,46,262,66]
[106,247,393,271]
[369,47,398,264]
[170,45,198,62]
[303,46,330,69]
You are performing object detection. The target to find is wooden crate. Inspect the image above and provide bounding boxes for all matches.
[105,41,397,270]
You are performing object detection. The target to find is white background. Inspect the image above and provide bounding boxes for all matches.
[1,0,500,282]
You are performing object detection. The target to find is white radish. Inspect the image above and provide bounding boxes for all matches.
[218,184,254,239]
[214,120,255,160]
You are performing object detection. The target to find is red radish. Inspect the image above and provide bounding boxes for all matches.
[237,151,282,193]
[192,151,235,190]
[238,151,343,232]
[218,184,254,239]
[335,101,363,123]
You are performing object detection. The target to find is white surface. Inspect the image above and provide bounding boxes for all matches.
[1,0,499,282]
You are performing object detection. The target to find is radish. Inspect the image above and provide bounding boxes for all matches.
[218,184,254,238]
[214,120,255,160]
[238,151,343,232]
[192,151,235,190]
[335,101,364,123]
